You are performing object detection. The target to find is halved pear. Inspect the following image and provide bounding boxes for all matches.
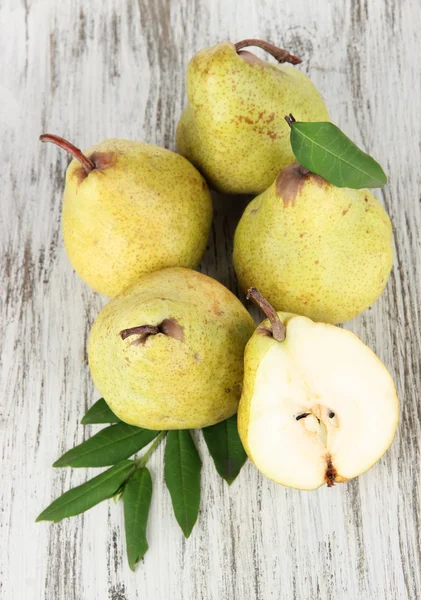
[238,289,399,490]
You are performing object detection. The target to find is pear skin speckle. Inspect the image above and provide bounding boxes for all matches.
[176,42,329,195]
[233,171,393,324]
[62,139,213,297]
[88,267,255,430]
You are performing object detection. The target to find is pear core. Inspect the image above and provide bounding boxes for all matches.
[238,313,399,490]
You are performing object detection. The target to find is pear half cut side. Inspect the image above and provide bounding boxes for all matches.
[238,294,399,490]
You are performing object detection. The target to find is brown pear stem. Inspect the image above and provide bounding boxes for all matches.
[39,134,95,174]
[120,325,159,341]
[284,113,296,127]
[246,288,286,342]
[235,39,301,65]
[284,115,311,176]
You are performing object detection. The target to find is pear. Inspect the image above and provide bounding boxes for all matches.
[238,289,399,490]
[233,163,393,324]
[40,134,213,297]
[176,39,329,195]
[88,267,255,430]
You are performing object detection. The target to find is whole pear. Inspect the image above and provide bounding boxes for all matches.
[88,267,255,430]
[176,39,329,195]
[40,135,213,297]
[238,289,399,490]
[233,163,393,323]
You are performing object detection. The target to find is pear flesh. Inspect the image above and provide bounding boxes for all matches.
[238,310,399,490]
[176,40,329,195]
[88,268,255,430]
[44,136,213,297]
[233,163,394,323]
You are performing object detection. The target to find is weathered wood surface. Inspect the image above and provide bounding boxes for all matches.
[1,0,420,598]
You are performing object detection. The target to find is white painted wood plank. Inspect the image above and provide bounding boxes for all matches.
[1,0,420,598]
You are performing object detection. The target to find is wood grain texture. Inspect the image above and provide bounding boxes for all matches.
[1,0,420,598]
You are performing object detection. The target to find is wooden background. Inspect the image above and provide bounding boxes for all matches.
[1,0,420,598]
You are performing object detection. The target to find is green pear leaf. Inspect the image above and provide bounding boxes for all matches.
[164,430,201,538]
[81,398,122,424]
[202,414,247,485]
[123,467,153,571]
[53,424,159,468]
[288,120,387,189]
[36,460,134,522]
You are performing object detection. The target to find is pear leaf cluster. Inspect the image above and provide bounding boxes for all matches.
[37,399,247,570]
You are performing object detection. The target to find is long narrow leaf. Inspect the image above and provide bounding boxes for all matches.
[53,424,159,468]
[202,415,247,485]
[164,431,201,538]
[36,460,134,522]
[81,398,121,424]
[124,468,153,570]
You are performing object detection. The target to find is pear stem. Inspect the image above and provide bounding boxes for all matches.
[116,431,167,496]
[284,115,311,176]
[246,288,286,342]
[120,325,159,341]
[39,134,95,174]
[284,113,296,127]
[135,431,167,469]
[234,39,301,65]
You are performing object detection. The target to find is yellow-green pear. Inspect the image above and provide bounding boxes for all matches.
[176,39,329,195]
[40,134,213,297]
[88,267,255,430]
[238,289,399,490]
[233,163,393,323]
